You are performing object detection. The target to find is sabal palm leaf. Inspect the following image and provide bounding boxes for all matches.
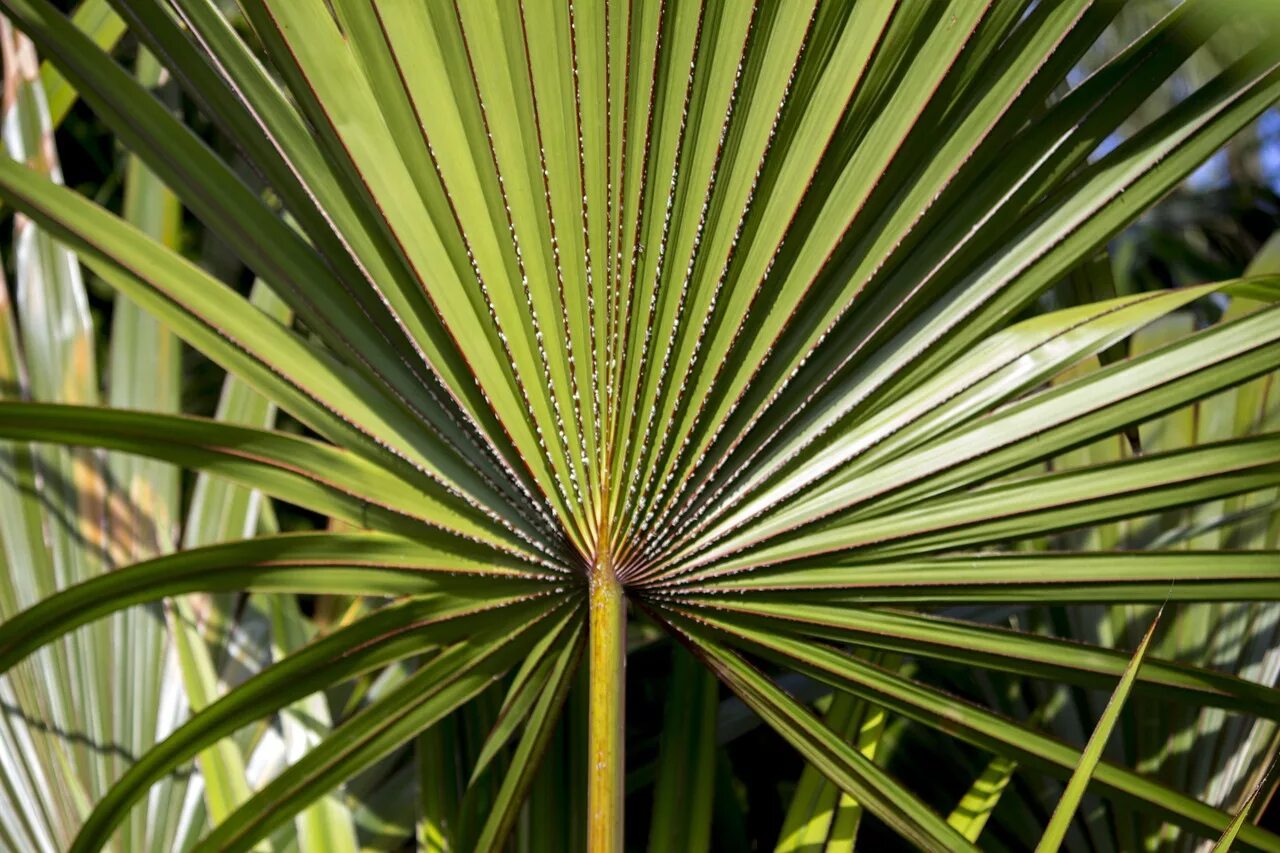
[0,28,212,852]
[0,23,299,852]
[2,0,1280,850]
[919,248,1280,852]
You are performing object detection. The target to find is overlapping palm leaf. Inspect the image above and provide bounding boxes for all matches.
[0,21,310,851]
[899,245,1280,852]
[1,0,1280,849]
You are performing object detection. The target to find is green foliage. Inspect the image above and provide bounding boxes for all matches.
[0,1,1279,850]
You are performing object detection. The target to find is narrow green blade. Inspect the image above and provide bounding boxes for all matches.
[1036,610,1163,851]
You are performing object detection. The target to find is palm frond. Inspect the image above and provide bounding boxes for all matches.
[0,1,1278,849]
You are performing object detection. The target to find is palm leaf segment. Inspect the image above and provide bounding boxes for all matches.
[1,0,1280,849]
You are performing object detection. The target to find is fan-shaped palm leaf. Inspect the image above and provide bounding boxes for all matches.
[2,0,1280,850]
